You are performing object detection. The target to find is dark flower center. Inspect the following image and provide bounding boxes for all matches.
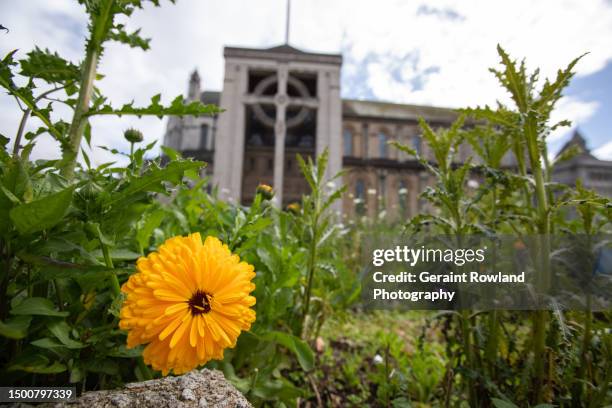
[188,290,212,315]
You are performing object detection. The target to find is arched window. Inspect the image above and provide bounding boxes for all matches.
[343,129,353,156]
[200,124,209,150]
[378,132,388,158]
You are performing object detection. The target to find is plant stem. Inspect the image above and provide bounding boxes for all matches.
[301,213,318,339]
[485,187,499,376]
[100,241,120,297]
[137,357,153,381]
[13,85,68,158]
[60,0,115,179]
[525,114,551,403]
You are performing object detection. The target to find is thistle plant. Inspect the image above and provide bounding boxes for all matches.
[465,45,586,403]
[0,0,219,389]
[295,149,346,340]
[391,45,611,406]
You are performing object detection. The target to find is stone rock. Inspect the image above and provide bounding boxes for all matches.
[32,369,252,408]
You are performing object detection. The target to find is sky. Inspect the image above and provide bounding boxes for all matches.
[0,0,611,166]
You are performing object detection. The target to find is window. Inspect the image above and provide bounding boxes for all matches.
[413,135,421,155]
[355,179,365,215]
[267,158,273,172]
[355,179,365,199]
[379,174,386,200]
[343,129,353,156]
[200,124,209,150]
[378,132,388,158]
[399,180,409,216]
[362,124,369,158]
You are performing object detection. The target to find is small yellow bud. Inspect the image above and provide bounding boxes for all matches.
[287,202,301,215]
[256,184,274,200]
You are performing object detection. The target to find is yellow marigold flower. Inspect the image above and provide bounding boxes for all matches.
[119,233,256,375]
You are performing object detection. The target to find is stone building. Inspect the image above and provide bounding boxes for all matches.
[553,130,612,197]
[163,43,611,217]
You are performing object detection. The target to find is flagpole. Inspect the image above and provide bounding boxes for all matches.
[285,0,291,44]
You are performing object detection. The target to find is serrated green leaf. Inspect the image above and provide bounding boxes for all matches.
[0,50,62,138]
[89,93,221,118]
[19,47,80,84]
[109,25,151,50]
[102,160,205,208]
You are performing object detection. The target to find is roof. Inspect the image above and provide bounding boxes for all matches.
[557,129,594,158]
[265,44,308,54]
[342,99,458,123]
[200,91,220,105]
[554,129,612,169]
[223,44,342,66]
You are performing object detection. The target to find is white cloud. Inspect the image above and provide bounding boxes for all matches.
[593,141,612,160]
[0,0,611,164]
[548,97,600,142]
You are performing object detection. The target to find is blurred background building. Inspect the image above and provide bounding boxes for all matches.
[164,44,612,217]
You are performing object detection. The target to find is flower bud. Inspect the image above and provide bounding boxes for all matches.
[256,184,274,200]
[287,202,301,215]
[124,128,144,144]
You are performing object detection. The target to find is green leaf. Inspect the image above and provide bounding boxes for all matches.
[2,157,32,202]
[31,337,69,350]
[89,94,221,118]
[48,320,84,349]
[19,47,80,84]
[10,297,69,317]
[491,398,519,408]
[108,292,126,318]
[103,160,205,208]
[136,207,166,250]
[7,353,67,374]
[109,25,151,50]
[263,331,314,372]
[0,315,32,339]
[107,344,143,358]
[17,253,130,281]
[9,185,75,234]
[0,50,63,139]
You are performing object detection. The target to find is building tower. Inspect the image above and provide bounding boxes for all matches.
[213,45,343,206]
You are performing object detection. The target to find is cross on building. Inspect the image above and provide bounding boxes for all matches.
[211,45,343,207]
[242,63,319,204]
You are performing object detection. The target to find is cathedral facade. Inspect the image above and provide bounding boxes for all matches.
[164,44,611,217]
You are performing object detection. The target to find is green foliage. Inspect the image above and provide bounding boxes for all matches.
[89,94,219,118]
[19,48,80,85]
[1,1,610,406]
[10,185,75,234]
[391,45,611,407]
